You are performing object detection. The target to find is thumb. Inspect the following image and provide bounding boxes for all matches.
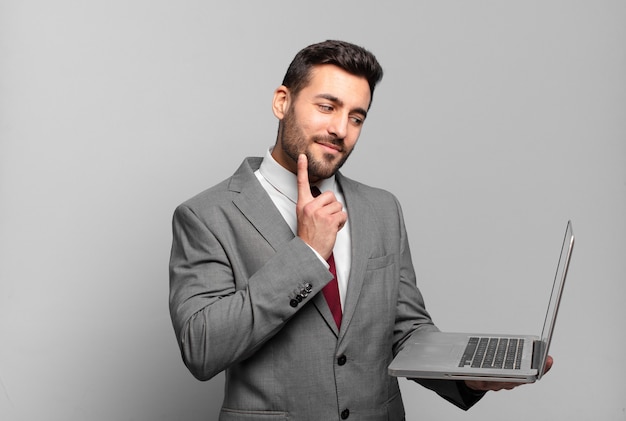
[296,154,313,204]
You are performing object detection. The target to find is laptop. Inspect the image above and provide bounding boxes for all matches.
[388,221,574,383]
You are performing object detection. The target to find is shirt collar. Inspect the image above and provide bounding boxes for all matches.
[259,148,337,203]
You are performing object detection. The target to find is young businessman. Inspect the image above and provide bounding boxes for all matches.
[169,40,551,420]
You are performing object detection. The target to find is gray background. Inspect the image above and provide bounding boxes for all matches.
[1,1,625,420]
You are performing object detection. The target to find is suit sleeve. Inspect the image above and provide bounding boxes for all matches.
[169,204,333,381]
[390,197,486,410]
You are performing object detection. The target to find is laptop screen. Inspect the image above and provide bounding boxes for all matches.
[537,221,574,379]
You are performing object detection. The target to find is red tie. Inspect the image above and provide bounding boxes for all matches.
[311,186,342,328]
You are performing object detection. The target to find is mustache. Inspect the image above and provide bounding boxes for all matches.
[312,135,345,151]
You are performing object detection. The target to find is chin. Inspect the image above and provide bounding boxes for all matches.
[307,156,343,180]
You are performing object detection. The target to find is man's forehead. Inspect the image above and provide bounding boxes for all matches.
[303,64,371,108]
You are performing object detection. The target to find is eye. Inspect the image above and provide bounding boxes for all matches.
[350,115,364,126]
[318,104,334,112]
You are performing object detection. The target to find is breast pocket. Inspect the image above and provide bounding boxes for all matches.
[366,253,395,271]
[360,253,398,326]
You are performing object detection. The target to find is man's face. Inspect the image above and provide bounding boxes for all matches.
[272,64,372,182]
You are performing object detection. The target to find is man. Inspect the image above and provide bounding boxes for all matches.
[169,40,551,420]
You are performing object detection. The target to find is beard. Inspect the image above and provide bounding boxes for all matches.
[279,107,354,181]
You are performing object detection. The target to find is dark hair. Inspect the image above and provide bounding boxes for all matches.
[281,40,384,106]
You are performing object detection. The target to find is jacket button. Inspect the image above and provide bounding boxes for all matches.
[341,409,350,419]
[337,355,347,366]
[289,299,298,308]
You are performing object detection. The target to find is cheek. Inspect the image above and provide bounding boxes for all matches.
[288,113,317,139]
[305,114,331,134]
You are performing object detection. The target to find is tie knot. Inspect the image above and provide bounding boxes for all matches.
[310,186,322,198]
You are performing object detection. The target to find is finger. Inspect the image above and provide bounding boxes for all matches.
[466,380,522,392]
[544,355,554,373]
[296,154,313,203]
[337,209,348,231]
[337,213,348,231]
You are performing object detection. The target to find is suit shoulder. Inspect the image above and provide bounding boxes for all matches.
[175,157,262,213]
[338,173,400,204]
[177,177,233,212]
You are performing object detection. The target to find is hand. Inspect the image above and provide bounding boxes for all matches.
[465,355,554,392]
[296,154,347,260]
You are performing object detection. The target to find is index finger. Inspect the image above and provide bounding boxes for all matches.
[296,154,313,202]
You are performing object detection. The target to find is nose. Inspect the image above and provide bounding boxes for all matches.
[328,112,349,139]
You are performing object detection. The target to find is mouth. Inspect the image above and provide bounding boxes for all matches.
[315,139,343,154]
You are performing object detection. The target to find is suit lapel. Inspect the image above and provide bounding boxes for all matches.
[230,158,295,252]
[336,173,373,338]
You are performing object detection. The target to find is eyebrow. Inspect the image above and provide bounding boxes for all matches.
[314,93,368,119]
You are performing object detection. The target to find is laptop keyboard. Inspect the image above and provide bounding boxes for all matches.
[458,337,524,369]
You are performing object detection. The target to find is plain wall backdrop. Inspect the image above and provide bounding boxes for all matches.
[1,1,625,420]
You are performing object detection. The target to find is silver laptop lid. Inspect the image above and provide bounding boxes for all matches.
[536,220,574,379]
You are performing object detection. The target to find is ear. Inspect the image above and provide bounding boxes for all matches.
[272,85,290,120]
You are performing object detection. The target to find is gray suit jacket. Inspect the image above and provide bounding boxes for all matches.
[169,157,482,420]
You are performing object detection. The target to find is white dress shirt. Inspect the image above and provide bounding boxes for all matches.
[255,148,351,310]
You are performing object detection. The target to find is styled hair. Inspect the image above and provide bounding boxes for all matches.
[281,40,384,106]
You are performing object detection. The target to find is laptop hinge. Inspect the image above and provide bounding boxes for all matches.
[531,340,543,370]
